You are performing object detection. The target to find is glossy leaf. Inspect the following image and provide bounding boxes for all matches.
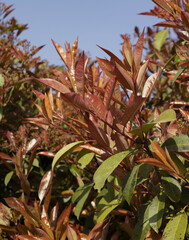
[77,149,95,169]
[161,175,181,202]
[154,29,168,51]
[41,206,54,240]
[52,39,67,67]
[38,170,53,204]
[142,72,159,98]
[148,192,166,233]
[162,135,189,152]
[93,150,131,192]
[136,60,149,92]
[87,219,108,240]
[122,164,140,205]
[163,210,188,240]
[72,183,93,219]
[52,141,83,170]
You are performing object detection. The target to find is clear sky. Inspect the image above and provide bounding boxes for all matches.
[4,0,157,66]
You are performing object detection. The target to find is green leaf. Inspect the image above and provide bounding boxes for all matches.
[122,164,140,205]
[132,204,150,240]
[154,109,176,123]
[172,67,187,85]
[95,198,120,223]
[77,149,95,169]
[52,141,83,170]
[0,74,4,87]
[72,183,93,219]
[93,150,132,192]
[162,135,189,152]
[161,175,181,202]
[4,171,14,186]
[130,109,176,138]
[163,210,188,240]
[149,192,166,233]
[154,29,169,51]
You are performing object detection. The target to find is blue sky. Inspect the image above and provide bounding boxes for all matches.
[5,0,157,66]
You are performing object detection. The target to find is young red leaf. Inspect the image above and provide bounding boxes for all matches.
[50,203,59,231]
[41,206,54,240]
[121,96,146,125]
[152,0,173,14]
[52,39,67,68]
[133,29,145,74]
[114,62,134,90]
[34,78,70,94]
[181,11,189,28]
[38,170,53,204]
[142,71,160,98]
[122,35,133,68]
[85,93,106,120]
[75,52,85,96]
[61,92,89,112]
[96,57,114,78]
[88,119,110,148]
[104,77,116,111]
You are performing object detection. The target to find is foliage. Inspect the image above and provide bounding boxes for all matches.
[0,0,189,239]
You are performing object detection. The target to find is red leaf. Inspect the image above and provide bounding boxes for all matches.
[121,96,146,125]
[88,118,110,148]
[104,77,116,111]
[85,93,106,120]
[38,170,53,204]
[133,29,145,74]
[96,57,114,78]
[61,92,89,112]
[52,39,67,68]
[154,21,181,28]
[142,71,160,98]
[136,60,149,92]
[114,62,134,90]
[152,0,173,14]
[75,52,85,96]
[181,11,189,28]
[50,203,59,231]
[34,78,70,94]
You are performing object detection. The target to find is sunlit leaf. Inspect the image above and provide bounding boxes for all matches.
[52,39,67,67]
[77,149,95,169]
[154,29,168,51]
[38,170,53,204]
[85,93,106,120]
[4,171,14,186]
[44,93,53,120]
[152,0,173,14]
[136,60,149,92]
[163,210,187,240]
[162,135,189,152]
[142,72,159,98]
[133,29,145,74]
[75,52,85,96]
[52,141,83,170]
[67,224,78,240]
[93,150,132,192]
[122,164,141,205]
